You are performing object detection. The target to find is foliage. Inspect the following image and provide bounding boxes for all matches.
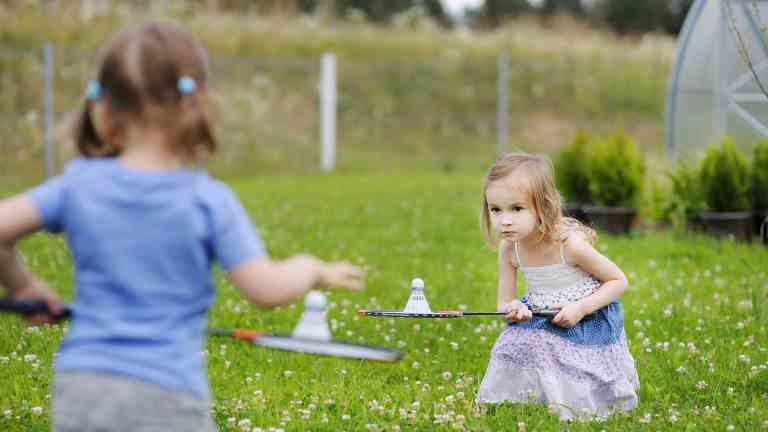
[554,130,592,203]
[587,131,645,207]
[663,161,705,225]
[752,140,768,210]
[699,138,751,212]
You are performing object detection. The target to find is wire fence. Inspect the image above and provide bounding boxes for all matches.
[0,40,671,185]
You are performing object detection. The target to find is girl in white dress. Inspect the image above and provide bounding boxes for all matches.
[476,153,639,421]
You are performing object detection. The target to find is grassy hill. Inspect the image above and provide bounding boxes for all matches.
[0,5,675,185]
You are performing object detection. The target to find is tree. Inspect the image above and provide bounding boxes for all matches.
[476,0,533,27]
[542,0,583,16]
[598,0,669,34]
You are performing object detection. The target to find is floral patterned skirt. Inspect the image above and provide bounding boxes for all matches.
[476,309,639,421]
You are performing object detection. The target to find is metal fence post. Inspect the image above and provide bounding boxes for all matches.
[497,53,509,157]
[320,52,337,172]
[43,42,55,178]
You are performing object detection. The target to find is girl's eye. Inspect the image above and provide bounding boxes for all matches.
[490,207,501,214]
[513,206,524,212]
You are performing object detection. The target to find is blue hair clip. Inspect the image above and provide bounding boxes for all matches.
[177,76,197,95]
[85,80,101,101]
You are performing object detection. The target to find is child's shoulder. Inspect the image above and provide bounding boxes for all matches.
[193,174,245,207]
[561,231,595,263]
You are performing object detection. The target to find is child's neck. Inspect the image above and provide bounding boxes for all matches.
[118,127,186,172]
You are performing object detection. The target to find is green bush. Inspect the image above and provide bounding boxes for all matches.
[664,161,705,225]
[587,132,645,207]
[554,131,592,203]
[752,140,768,210]
[699,138,751,212]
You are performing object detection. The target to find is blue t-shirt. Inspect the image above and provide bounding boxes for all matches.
[27,157,266,399]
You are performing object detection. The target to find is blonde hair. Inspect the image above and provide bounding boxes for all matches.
[480,152,596,247]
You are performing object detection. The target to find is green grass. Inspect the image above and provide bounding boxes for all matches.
[1,172,767,431]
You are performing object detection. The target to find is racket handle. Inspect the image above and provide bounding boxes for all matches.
[211,328,265,342]
[0,298,71,321]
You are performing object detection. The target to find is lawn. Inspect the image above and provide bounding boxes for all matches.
[0,172,766,431]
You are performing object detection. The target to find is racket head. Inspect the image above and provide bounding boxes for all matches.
[358,309,461,318]
[254,335,403,362]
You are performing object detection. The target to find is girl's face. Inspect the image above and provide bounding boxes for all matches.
[486,176,538,243]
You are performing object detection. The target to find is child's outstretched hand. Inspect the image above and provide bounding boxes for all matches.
[500,300,532,323]
[551,303,586,328]
[317,261,365,291]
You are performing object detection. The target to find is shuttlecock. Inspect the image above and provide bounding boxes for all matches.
[402,277,431,314]
[292,290,332,341]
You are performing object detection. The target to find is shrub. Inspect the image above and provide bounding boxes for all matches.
[699,138,751,212]
[555,131,593,204]
[752,140,768,211]
[664,161,705,225]
[587,132,645,207]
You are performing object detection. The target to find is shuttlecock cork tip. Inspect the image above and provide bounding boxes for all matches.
[411,278,424,290]
[305,290,327,309]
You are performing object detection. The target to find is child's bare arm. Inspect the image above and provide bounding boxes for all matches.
[560,234,628,317]
[0,195,43,295]
[496,240,531,322]
[0,194,64,321]
[227,255,364,308]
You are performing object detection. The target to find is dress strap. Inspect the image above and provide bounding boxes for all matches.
[513,241,524,267]
[560,242,568,265]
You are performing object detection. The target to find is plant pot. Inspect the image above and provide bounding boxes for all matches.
[697,211,753,242]
[687,213,705,233]
[561,202,588,224]
[582,206,637,235]
[754,209,768,237]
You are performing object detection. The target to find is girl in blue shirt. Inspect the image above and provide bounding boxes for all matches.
[0,21,363,432]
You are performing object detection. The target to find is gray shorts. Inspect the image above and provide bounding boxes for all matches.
[52,372,216,432]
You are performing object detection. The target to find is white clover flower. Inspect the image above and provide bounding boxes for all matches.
[696,381,706,390]
[283,370,293,378]
[441,371,452,381]
[238,419,252,430]
[411,361,420,369]
[639,412,652,424]
[31,407,43,415]
[342,414,350,421]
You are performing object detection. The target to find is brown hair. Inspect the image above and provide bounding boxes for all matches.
[480,152,596,247]
[74,21,216,161]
